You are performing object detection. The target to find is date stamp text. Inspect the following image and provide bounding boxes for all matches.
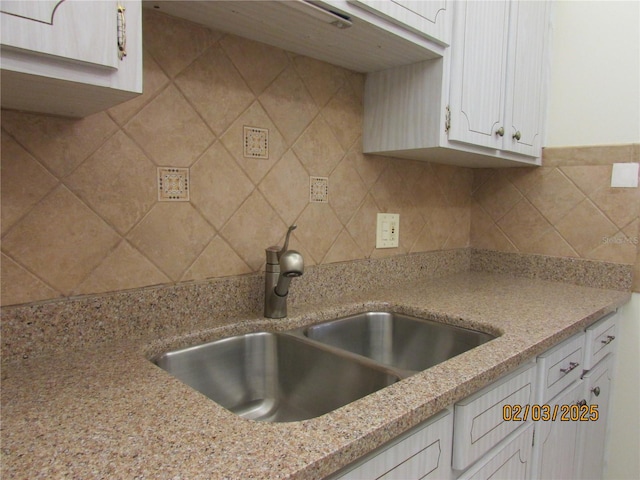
[503,404,599,422]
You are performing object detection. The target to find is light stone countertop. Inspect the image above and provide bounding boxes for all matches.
[0,271,630,479]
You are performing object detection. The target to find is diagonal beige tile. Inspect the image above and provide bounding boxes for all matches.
[473,224,518,252]
[555,199,618,256]
[470,198,496,245]
[472,168,496,194]
[219,101,287,184]
[411,220,444,253]
[329,156,369,225]
[589,185,640,229]
[292,115,344,176]
[127,203,215,281]
[0,253,60,306]
[443,207,471,249]
[176,45,255,136]
[108,51,170,126]
[503,166,553,195]
[399,206,428,251]
[1,110,118,177]
[323,229,364,264]
[1,131,58,235]
[125,85,214,167]
[497,199,551,251]
[221,34,290,96]
[346,143,389,189]
[220,190,287,271]
[525,168,585,225]
[1,186,121,294]
[432,163,473,207]
[322,83,363,151]
[143,9,221,78]
[528,229,579,258]
[182,236,252,281]
[73,241,170,296]
[473,172,523,221]
[346,193,380,257]
[292,55,347,108]
[586,229,637,264]
[560,165,611,196]
[259,150,309,227]
[190,142,255,230]
[294,204,344,263]
[66,131,156,235]
[259,65,318,145]
[371,164,413,212]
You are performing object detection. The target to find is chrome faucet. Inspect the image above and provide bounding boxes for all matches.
[264,225,304,318]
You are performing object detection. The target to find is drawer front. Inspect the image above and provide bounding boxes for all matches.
[583,312,618,371]
[453,362,536,471]
[336,409,453,480]
[536,333,584,404]
[458,423,534,480]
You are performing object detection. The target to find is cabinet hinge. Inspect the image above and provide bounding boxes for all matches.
[445,105,451,134]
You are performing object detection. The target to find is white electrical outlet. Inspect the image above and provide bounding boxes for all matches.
[376,213,399,248]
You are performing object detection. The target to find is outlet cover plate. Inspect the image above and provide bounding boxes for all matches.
[376,213,399,248]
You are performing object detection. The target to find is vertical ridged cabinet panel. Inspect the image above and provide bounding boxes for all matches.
[336,409,453,480]
[448,0,510,149]
[458,423,534,480]
[504,0,550,156]
[535,332,585,404]
[452,362,536,471]
[576,354,615,480]
[363,59,443,153]
[583,311,619,370]
[530,379,584,480]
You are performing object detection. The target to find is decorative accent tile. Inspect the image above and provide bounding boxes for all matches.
[310,176,329,203]
[243,126,269,159]
[158,167,190,201]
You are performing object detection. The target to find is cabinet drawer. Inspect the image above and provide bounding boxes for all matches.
[583,312,618,371]
[457,423,534,480]
[334,409,452,480]
[535,332,584,404]
[453,362,536,471]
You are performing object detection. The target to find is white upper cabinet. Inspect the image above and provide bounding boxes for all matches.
[0,0,142,117]
[350,0,450,46]
[363,0,552,167]
[449,0,549,157]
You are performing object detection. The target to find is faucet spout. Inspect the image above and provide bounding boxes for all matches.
[264,226,304,318]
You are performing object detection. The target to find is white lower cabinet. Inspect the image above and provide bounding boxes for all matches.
[575,354,615,480]
[333,409,453,479]
[331,311,620,480]
[457,423,534,480]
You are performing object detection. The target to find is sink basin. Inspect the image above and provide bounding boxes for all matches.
[300,312,496,374]
[155,332,399,422]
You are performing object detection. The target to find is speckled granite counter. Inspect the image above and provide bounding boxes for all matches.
[1,270,630,479]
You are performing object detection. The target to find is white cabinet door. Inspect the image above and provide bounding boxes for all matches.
[447,0,510,150]
[334,409,453,480]
[1,1,117,69]
[458,423,534,480]
[503,0,549,156]
[0,0,142,117]
[352,0,450,45]
[531,380,584,480]
[576,354,614,480]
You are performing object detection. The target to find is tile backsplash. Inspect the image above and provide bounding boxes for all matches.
[0,10,472,307]
[1,11,639,307]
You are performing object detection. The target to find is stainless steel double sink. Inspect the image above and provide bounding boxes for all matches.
[154,312,496,422]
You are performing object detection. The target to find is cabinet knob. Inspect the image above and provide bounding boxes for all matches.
[591,386,601,397]
[513,131,521,141]
[496,127,505,137]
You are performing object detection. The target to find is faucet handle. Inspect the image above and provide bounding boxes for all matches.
[277,224,297,259]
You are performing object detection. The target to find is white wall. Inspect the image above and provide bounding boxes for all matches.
[546,2,640,478]
[546,0,640,147]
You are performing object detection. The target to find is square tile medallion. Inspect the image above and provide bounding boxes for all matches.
[243,126,269,159]
[158,167,190,201]
[310,176,329,203]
